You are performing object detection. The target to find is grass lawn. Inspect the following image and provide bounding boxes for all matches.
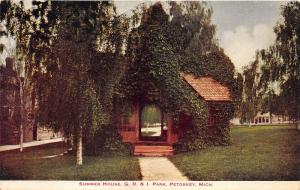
[0,143,141,180]
[170,125,300,180]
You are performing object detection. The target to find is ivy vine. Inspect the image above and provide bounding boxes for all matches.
[116,3,238,152]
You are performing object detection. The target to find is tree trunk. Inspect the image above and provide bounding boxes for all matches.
[76,126,83,166]
[20,123,23,152]
[248,115,252,128]
[19,79,23,152]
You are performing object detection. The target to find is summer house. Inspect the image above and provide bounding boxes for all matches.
[117,73,231,156]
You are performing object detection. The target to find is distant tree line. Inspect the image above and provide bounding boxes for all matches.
[239,2,300,124]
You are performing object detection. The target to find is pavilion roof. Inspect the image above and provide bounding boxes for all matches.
[182,73,231,101]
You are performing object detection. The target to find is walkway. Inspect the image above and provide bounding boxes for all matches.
[138,157,189,181]
[0,138,63,152]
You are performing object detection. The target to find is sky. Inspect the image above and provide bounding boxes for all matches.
[1,1,285,72]
[114,1,284,72]
[208,1,283,71]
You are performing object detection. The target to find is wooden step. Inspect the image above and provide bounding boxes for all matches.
[134,152,173,156]
[135,149,173,153]
[135,145,173,150]
[134,145,174,157]
[135,141,170,146]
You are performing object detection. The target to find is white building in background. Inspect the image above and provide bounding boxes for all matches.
[251,112,271,124]
[231,112,295,126]
[230,118,241,125]
[251,112,293,125]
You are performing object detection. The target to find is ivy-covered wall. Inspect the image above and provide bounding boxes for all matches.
[116,3,237,152]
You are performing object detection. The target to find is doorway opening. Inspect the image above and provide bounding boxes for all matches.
[140,104,167,141]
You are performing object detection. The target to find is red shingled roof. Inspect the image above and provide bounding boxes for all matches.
[182,73,231,101]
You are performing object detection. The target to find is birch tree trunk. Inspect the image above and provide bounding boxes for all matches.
[76,125,83,166]
[19,79,23,152]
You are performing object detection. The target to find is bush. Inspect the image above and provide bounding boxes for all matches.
[83,124,133,156]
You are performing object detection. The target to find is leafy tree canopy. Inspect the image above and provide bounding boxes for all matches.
[241,2,300,121]
[0,1,131,161]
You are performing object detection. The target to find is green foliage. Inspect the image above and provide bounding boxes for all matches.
[241,2,300,121]
[210,102,235,142]
[1,1,239,154]
[120,2,237,151]
[232,73,244,117]
[141,105,161,124]
[1,1,131,156]
[174,102,234,152]
[240,54,261,124]
[37,1,130,155]
[272,2,300,120]
[168,1,218,56]
[83,125,132,156]
[0,0,56,78]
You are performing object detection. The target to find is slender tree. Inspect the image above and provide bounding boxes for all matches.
[242,2,300,122]
[1,0,130,165]
[36,1,129,165]
[272,2,300,121]
[241,52,261,126]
